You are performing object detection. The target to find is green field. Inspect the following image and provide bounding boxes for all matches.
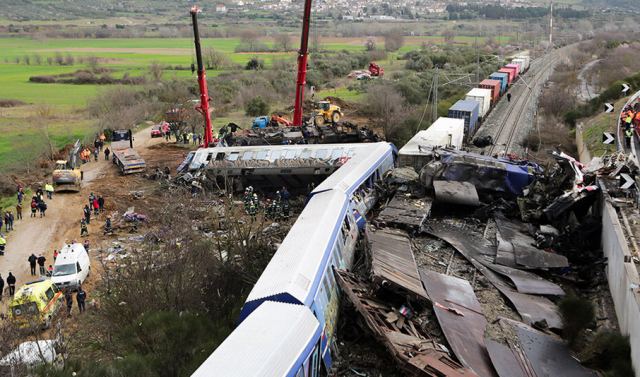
[0,32,515,172]
[0,105,91,171]
[0,34,513,106]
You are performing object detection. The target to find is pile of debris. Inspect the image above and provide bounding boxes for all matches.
[334,148,618,376]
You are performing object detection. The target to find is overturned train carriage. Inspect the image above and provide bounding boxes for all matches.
[181,143,389,193]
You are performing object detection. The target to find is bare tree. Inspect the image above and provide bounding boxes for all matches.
[365,84,406,141]
[63,53,74,66]
[149,62,163,82]
[204,47,231,70]
[365,38,376,51]
[384,30,404,52]
[54,52,64,65]
[443,29,455,43]
[239,30,260,52]
[274,33,293,52]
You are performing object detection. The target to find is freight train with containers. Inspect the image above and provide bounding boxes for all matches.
[445,54,530,142]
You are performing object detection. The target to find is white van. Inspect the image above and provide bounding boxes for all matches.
[51,243,90,290]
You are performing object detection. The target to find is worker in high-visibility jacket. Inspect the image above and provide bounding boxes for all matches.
[625,127,633,148]
[625,112,634,129]
[0,234,6,255]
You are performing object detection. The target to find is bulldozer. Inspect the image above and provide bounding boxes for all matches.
[52,140,82,192]
[313,100,343,125]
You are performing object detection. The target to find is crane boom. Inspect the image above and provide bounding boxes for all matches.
[190,6,214,147]
[292,0,313,127]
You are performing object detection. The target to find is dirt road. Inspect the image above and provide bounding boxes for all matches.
[0,128,164,303]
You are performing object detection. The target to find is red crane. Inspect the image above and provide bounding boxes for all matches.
[190,6,214,147]
[292,0,313,127]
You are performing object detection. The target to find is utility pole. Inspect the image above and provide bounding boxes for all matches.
[432,68,439,122]
[475,34,480,84]
[549,2,553,48]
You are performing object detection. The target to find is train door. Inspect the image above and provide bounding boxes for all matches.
[340,213,357,268]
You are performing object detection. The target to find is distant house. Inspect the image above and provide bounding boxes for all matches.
[216,3,228,13]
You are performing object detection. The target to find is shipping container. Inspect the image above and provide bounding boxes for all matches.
[398,117,465,170]
[479,79,501,103]
[448,100,479,137]
[512,58,527,73]
[490,72,509,94]
[465,88,492,119]
[510,60,523,74]
[514,55,530,71]
[499,68,515,84]
[505,64,520,78]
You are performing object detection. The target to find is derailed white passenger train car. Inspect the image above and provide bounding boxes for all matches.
[193,142,396,376]
[192,302,322,377]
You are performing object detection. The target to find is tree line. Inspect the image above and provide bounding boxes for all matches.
[446,4,590,20]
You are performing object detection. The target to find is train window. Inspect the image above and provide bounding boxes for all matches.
[301,149,312,159]
[285,150,297,159]
[255,150,268,160]
[295,366,304,377]
[215,153,225,161]
[311,343,320,377]
[270,150,282,160]
[241,151,254,161]
[343,216,351,231]
[323,277,332,302]
[330,149,343,160]
[226,152,239,161]
[315,149,329,159]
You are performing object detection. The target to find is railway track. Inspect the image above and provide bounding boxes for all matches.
[487,52,560,157]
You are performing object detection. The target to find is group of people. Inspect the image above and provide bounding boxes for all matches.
[27,253,48,276]
[64,286,87,315]
[181,132,203,146]
[243,186,291,218]
[620,103,640,148]
[81,192,106,237]
[30,192,48,218]
[0,272,17,298]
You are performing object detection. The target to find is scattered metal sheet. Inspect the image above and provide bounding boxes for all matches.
[420,270,497,377]
[336,270,478,377]
[494,217,569,269]
[483,263,565,296]
[370,228,429,299]
[502,319,598,377]
[426,224,564,296]
[495,228,517,268]
[484,339,529,377]
[433,181,481,206]
[424,225,563,329]
[377,195,432,228]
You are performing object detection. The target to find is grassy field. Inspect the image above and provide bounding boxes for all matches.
[0,34,513,106]
[0,105,91,171]
[0,32,514,173]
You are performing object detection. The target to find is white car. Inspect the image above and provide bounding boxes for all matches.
[51,243,90,290]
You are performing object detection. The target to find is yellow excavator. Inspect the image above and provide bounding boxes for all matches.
[52,140,82,192]
[313,100,343,125]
